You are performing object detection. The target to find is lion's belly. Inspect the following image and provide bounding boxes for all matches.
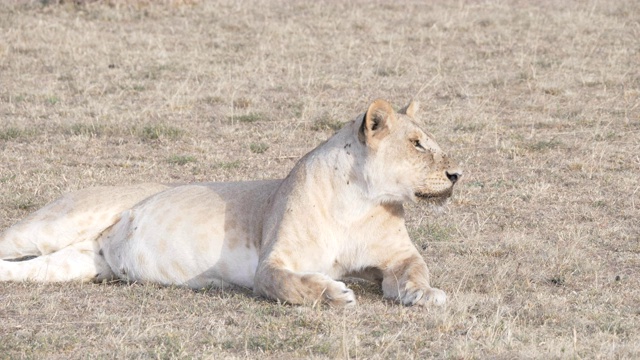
[101,181,278,289]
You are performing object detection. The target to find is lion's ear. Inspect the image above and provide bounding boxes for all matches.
[358,99,395,146]
[399,100,420,118]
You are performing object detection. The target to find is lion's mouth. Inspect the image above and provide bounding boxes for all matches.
[415,189,453,201]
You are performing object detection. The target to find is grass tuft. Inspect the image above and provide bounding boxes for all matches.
[13,197,37,211]
[249,142,269,154]
[229,113,265,123]
[411,224,453,249]
[45,95,60,105]
[0,127,23,140]
[0,127,39,141]
[375,66,405,77]
[528,138,562,152]
[548,276,566,287]
[139,124,184,141]
[167,155,197,165]
[310,115,343,132]
[68,123,105,137]
[233,98,251,109]
[211,160,242,170]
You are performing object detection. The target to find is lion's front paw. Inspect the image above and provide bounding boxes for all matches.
[423,287,446,306]
[401,285,446,306]
[322,279,356,307]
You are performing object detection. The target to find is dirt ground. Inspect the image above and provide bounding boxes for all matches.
[0,0,638,358]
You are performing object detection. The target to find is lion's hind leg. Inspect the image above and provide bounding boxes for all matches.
[0,216,59,260]
[0,191,108,260]
[0,240,113,282]
[0,184,170,261]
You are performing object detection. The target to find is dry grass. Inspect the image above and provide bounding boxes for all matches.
[1,0,639,358]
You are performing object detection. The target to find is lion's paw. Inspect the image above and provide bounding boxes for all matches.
[323,280,356,307]
[423,287,447,306]
[401,286,446,307]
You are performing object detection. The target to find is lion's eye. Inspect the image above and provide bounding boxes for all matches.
[412,139,426,152]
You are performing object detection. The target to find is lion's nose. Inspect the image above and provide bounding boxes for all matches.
[446,171,461,184]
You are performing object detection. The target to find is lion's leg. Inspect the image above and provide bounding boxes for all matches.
[0,191,113,260]
[0,184,169,260]
[254,263,356,307]
[0,240,113,282]
[0,201,76,259]
[380,249,446,306]
[0,224,40,260]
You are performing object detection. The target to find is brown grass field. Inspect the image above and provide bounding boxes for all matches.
[0,0,639,358]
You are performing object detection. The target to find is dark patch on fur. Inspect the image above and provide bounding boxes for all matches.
[4,255,38,262]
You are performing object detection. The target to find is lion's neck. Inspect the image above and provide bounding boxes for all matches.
[291,124,399,221]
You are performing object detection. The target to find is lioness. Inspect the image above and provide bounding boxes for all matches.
[0,99,461,307]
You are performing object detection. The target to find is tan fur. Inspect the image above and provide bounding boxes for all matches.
[0,99,461,307]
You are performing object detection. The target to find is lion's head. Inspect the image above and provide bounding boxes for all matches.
[357,99,462,204]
